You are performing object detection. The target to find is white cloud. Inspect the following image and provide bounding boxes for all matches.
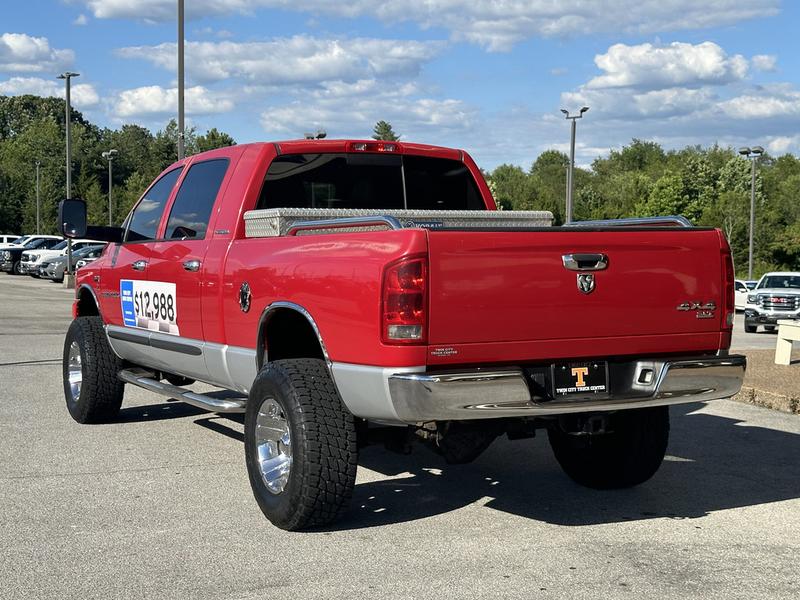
[0,76,99,107]
[259,79,475,140]
[548,41,800,165]
[751,54,777,72]
[719,89,800,119]
[73,14,89,26]
[0,33,74,73]
[114,85,233,117]
[765,136,798,154]
[588,42,748,89]
[117,37,443,85]
[81,0,780,50]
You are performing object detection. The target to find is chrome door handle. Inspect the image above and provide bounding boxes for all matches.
[562,253,608,271]
[183,259,201,272]
[131,260,147,271]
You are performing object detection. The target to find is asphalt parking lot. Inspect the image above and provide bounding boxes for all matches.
[1,275,798,600]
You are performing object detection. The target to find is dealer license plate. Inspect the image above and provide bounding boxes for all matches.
[552,361,609,398]
[120,279,180,335]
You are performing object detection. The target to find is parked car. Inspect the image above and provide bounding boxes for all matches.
[0,234,36,250]
[734,279,750,310]
[21,238,103,276]
[744,271,800,332]
[745,280,758,290]
[42,244,107,283]
[59,139,745,531]
[0,234,20,245]
[0,236,63,275]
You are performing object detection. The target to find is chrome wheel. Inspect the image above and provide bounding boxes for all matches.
[255,398,292,494]
[67,341,82,402]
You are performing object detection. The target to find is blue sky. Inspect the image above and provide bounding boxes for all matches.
[2,1,798,169]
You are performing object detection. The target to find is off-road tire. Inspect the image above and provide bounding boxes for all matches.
[245,359,358,531]
[63,316,125,423]
[547,406,669,489]
[744,323,758,333]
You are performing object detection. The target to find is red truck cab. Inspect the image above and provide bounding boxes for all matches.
[60,139,745,531]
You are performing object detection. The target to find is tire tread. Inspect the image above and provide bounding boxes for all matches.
[63,316,124,423]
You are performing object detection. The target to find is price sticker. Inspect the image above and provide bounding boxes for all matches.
[120,280,180,335]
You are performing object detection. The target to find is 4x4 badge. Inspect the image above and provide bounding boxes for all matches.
[577,273,595,294]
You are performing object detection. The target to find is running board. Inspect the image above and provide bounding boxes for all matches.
[117,368,247,414]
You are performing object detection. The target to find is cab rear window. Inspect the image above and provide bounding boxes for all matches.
[257,153,484,211]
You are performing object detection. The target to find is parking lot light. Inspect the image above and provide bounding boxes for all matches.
[560,106,589,224]
[738,146,764,280]
[102,150,118,226]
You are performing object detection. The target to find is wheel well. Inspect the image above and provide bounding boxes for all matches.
[76,287,100,317]
[259,308,325,367]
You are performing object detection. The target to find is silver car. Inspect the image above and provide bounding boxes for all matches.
[42,244,106,283]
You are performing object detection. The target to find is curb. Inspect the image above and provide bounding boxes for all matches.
[733,386,799,415]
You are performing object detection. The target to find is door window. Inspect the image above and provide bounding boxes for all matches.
[125,168,183,242]
[165,159,229,240]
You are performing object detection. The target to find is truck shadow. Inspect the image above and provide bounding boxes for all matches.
[332,403,800,530]
[117,399,800,530]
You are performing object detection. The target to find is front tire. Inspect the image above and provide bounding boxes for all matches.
[63,316,125,423]
[245,359,358,531]
[11,261,22,275]
[548,406,669,489]
[744,323,758,333]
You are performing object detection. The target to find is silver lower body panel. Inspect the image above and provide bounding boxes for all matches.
[106,325,257,394]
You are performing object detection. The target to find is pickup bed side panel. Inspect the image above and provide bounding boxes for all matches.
[220,229,429,367]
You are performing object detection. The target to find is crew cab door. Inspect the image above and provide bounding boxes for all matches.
[147,158,231,344]
[100,167,183,328]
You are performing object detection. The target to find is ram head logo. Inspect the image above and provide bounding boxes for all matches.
[577,273,595,294]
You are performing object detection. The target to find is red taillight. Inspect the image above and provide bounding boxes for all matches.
[382,256,427,344]
[720,233,735,334]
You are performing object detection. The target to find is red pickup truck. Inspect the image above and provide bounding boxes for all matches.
[58,139,745,530]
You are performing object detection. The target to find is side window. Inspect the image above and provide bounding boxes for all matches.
[125,168,183,242]
[165,159,229,240]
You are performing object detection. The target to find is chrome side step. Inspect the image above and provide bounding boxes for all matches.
[118,368,247,414]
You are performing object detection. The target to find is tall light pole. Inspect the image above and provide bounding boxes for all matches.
[58,71,79,286]
[35,160,41,234]
[102,149,118,226]
[739,146,764,280]
[177,0,185,160]
[560,106,589,224]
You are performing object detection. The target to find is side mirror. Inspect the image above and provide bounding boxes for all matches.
[59,199,87,239]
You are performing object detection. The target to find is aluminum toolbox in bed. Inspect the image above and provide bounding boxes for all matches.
[243,208,554,238]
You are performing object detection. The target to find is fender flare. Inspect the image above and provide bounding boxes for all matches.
[255,301,330,368]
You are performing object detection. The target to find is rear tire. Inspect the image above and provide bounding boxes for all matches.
[245,359,358,531]
[548,406,669,489]
[62,316,125,423]
[744,323,758,333]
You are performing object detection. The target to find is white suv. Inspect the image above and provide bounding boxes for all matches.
[21,239,104,277]
[743,272,800,333]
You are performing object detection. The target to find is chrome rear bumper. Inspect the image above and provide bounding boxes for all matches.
[387,355,746,423]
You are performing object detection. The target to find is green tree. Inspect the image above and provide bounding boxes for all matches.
[196,128,236,153]
[489,164,537,211]
[372,120,400,141]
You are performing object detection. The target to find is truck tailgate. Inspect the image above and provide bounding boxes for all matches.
[427,229,725,361]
